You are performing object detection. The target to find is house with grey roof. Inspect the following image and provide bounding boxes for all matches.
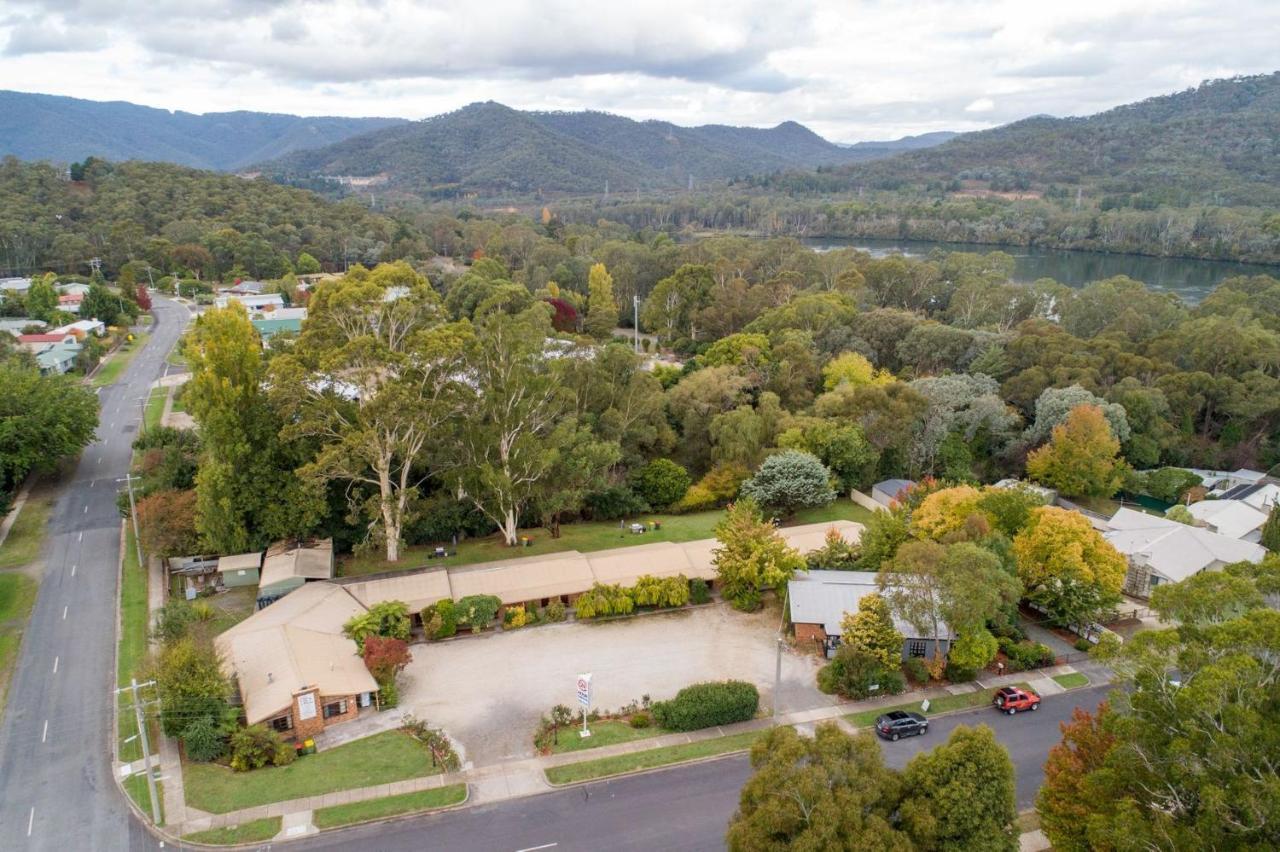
[871,479,915,508]
[788,569,952,660]
[1105,508,1267,598]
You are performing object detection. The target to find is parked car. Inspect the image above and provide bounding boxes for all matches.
[875,710,928,741]
[992,686,1041,715]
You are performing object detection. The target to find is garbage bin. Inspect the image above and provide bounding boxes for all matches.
[303,738,316,755]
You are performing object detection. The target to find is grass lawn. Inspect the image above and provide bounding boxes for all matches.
[92,332,150,388]
[0,574,39,709]
[0,495,54,570]
[117,527,148,763]
[183,730,440,814]
[313,785,467,829]
[342,499,875,577]
[123,775,163,826]
[205,586,257,635]
[545,729,765,785]
[1053,672,1090,689]
[845,683,1033,728]
[549,720,662,755]
[183,817,280,845]
[1015,811,1041,834]
[143,387,166,432]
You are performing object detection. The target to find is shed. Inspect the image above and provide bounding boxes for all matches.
[259,538,335,599]
[218,552,263,588]
[871,479,915,508]
[787,569,951,660]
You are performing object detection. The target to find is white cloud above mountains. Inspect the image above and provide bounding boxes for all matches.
[0,0,1276,141]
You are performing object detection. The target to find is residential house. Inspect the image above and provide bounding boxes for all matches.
[1104,507,1266,598]
[250,306,307,343]
[1217,481,1280,513]
[0,318,45,336]
[258,539,336,602]
[215,582,378,741]
[214,292,285,311]
[788,570,952,660]
[225,280,266,295]
[57,293,83,313]
[871,479,915,508]
[53,319,106,338]
[1186,500,1269,542]
[57,282,92,298]
[992,479,1056,503]
[17,333,82,375]
[0,277,31,296]
[1178,468,1268,498]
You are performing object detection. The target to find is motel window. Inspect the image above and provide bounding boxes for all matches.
[270,714,292,733]
[323,699,348,719]
[907,640,927,658]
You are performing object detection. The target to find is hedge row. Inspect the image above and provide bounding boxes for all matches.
[651,680,759,731]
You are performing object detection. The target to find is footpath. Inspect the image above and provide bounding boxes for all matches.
[162,658,1107,843]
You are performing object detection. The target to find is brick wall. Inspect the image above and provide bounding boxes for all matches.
[794,622,828,644]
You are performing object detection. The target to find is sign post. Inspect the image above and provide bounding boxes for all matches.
[576,673,592,738]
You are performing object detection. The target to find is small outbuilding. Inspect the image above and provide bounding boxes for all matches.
[871,479,915,508]
[258,538,335,601]
[218,552,264,588]
[788,569,952,660]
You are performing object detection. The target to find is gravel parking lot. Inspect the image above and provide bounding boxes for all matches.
[397,603,835,766]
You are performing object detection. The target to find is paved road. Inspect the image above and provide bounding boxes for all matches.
[289,684,1111,852]
[0,298,188,851]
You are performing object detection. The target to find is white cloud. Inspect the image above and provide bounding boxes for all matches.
[0,0,1276,141]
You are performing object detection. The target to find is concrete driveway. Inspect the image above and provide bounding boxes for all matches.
[398,604,835,766]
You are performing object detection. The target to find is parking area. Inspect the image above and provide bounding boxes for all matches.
[397,603,835,766]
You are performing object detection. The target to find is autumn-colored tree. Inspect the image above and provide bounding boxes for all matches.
[839,593,903,669]
[135,488,200,557]
[584,262,618,339]
[1012,506,1126,626]
[134,284,152,311]
[820,351,893,391]
[1262,505,1280,552]
[910,485,983,541]
[362,635,412,682]
[713,498,804,611]
[1036,703,1117,852]
[1026,404,1127,497]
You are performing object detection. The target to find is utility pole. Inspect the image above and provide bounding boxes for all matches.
[118,474,145,571]
[633,295,640,355]
[116,678,161,824]
[773,637,783,718]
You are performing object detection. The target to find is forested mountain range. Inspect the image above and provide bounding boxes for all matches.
[0,90,406,171]
[756,72,1280,208]
[261,101,945,196]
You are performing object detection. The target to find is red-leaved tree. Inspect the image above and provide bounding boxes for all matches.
[135,284,152,311]
[135,488,200,557]
[1036,702,1117,852]
[362,636,412,682]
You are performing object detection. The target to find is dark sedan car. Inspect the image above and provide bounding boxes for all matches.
[874,710,928,741]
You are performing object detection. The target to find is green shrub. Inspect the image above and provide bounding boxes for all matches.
[730,588,762,613]
[629,712,652,729]
[689,578,711,605]
[944,662,977,682]
[1074,637,1093,652]
[182,716,224,762]
[817,646,907,700]
[574,584,635,619]
[152,599,196,645]
[229,725,293,771]
[903,657,931,684]
[424,599,458,639]
[543,599,567,622]
[633,458,692,509]
[378,677,399,709]
[651,681,759,731]
[455,594,502,631]
[632,574,690,608]
[997,637,1057,671]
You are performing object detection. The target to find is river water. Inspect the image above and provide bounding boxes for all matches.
[804,237,1280,304]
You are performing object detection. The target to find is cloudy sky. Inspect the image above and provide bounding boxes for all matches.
[1,0,1276,142]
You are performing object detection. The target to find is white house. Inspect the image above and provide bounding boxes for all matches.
[1104,508,1267,598]
[0,277,32,296]
[214,293,285,311]
[788,570,952,660]
[1186,500,1269,542]
[1217,481,1280,513]
[53,319,107,338]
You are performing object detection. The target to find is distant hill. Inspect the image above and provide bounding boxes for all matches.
[0,91,407,171]
[838,131,959,155]
[261,102,951,197]
[761,73,1280,207]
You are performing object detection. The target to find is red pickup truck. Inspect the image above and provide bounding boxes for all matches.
[992,686,1041,715]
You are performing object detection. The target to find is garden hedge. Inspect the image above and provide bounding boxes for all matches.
[651,680,759,731]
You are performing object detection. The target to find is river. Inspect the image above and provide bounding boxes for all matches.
[803,237,1280,304]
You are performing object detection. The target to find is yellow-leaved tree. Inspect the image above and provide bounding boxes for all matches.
[1026,404,1127,498]
[1012,506,1127,626]
[820,351,894,392]
[911,485,985,541]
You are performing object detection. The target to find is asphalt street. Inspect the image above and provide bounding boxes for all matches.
[290,683,1111,852]
[0,298,188,851]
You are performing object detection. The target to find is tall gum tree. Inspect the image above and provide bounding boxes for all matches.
[269,262,469,562]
